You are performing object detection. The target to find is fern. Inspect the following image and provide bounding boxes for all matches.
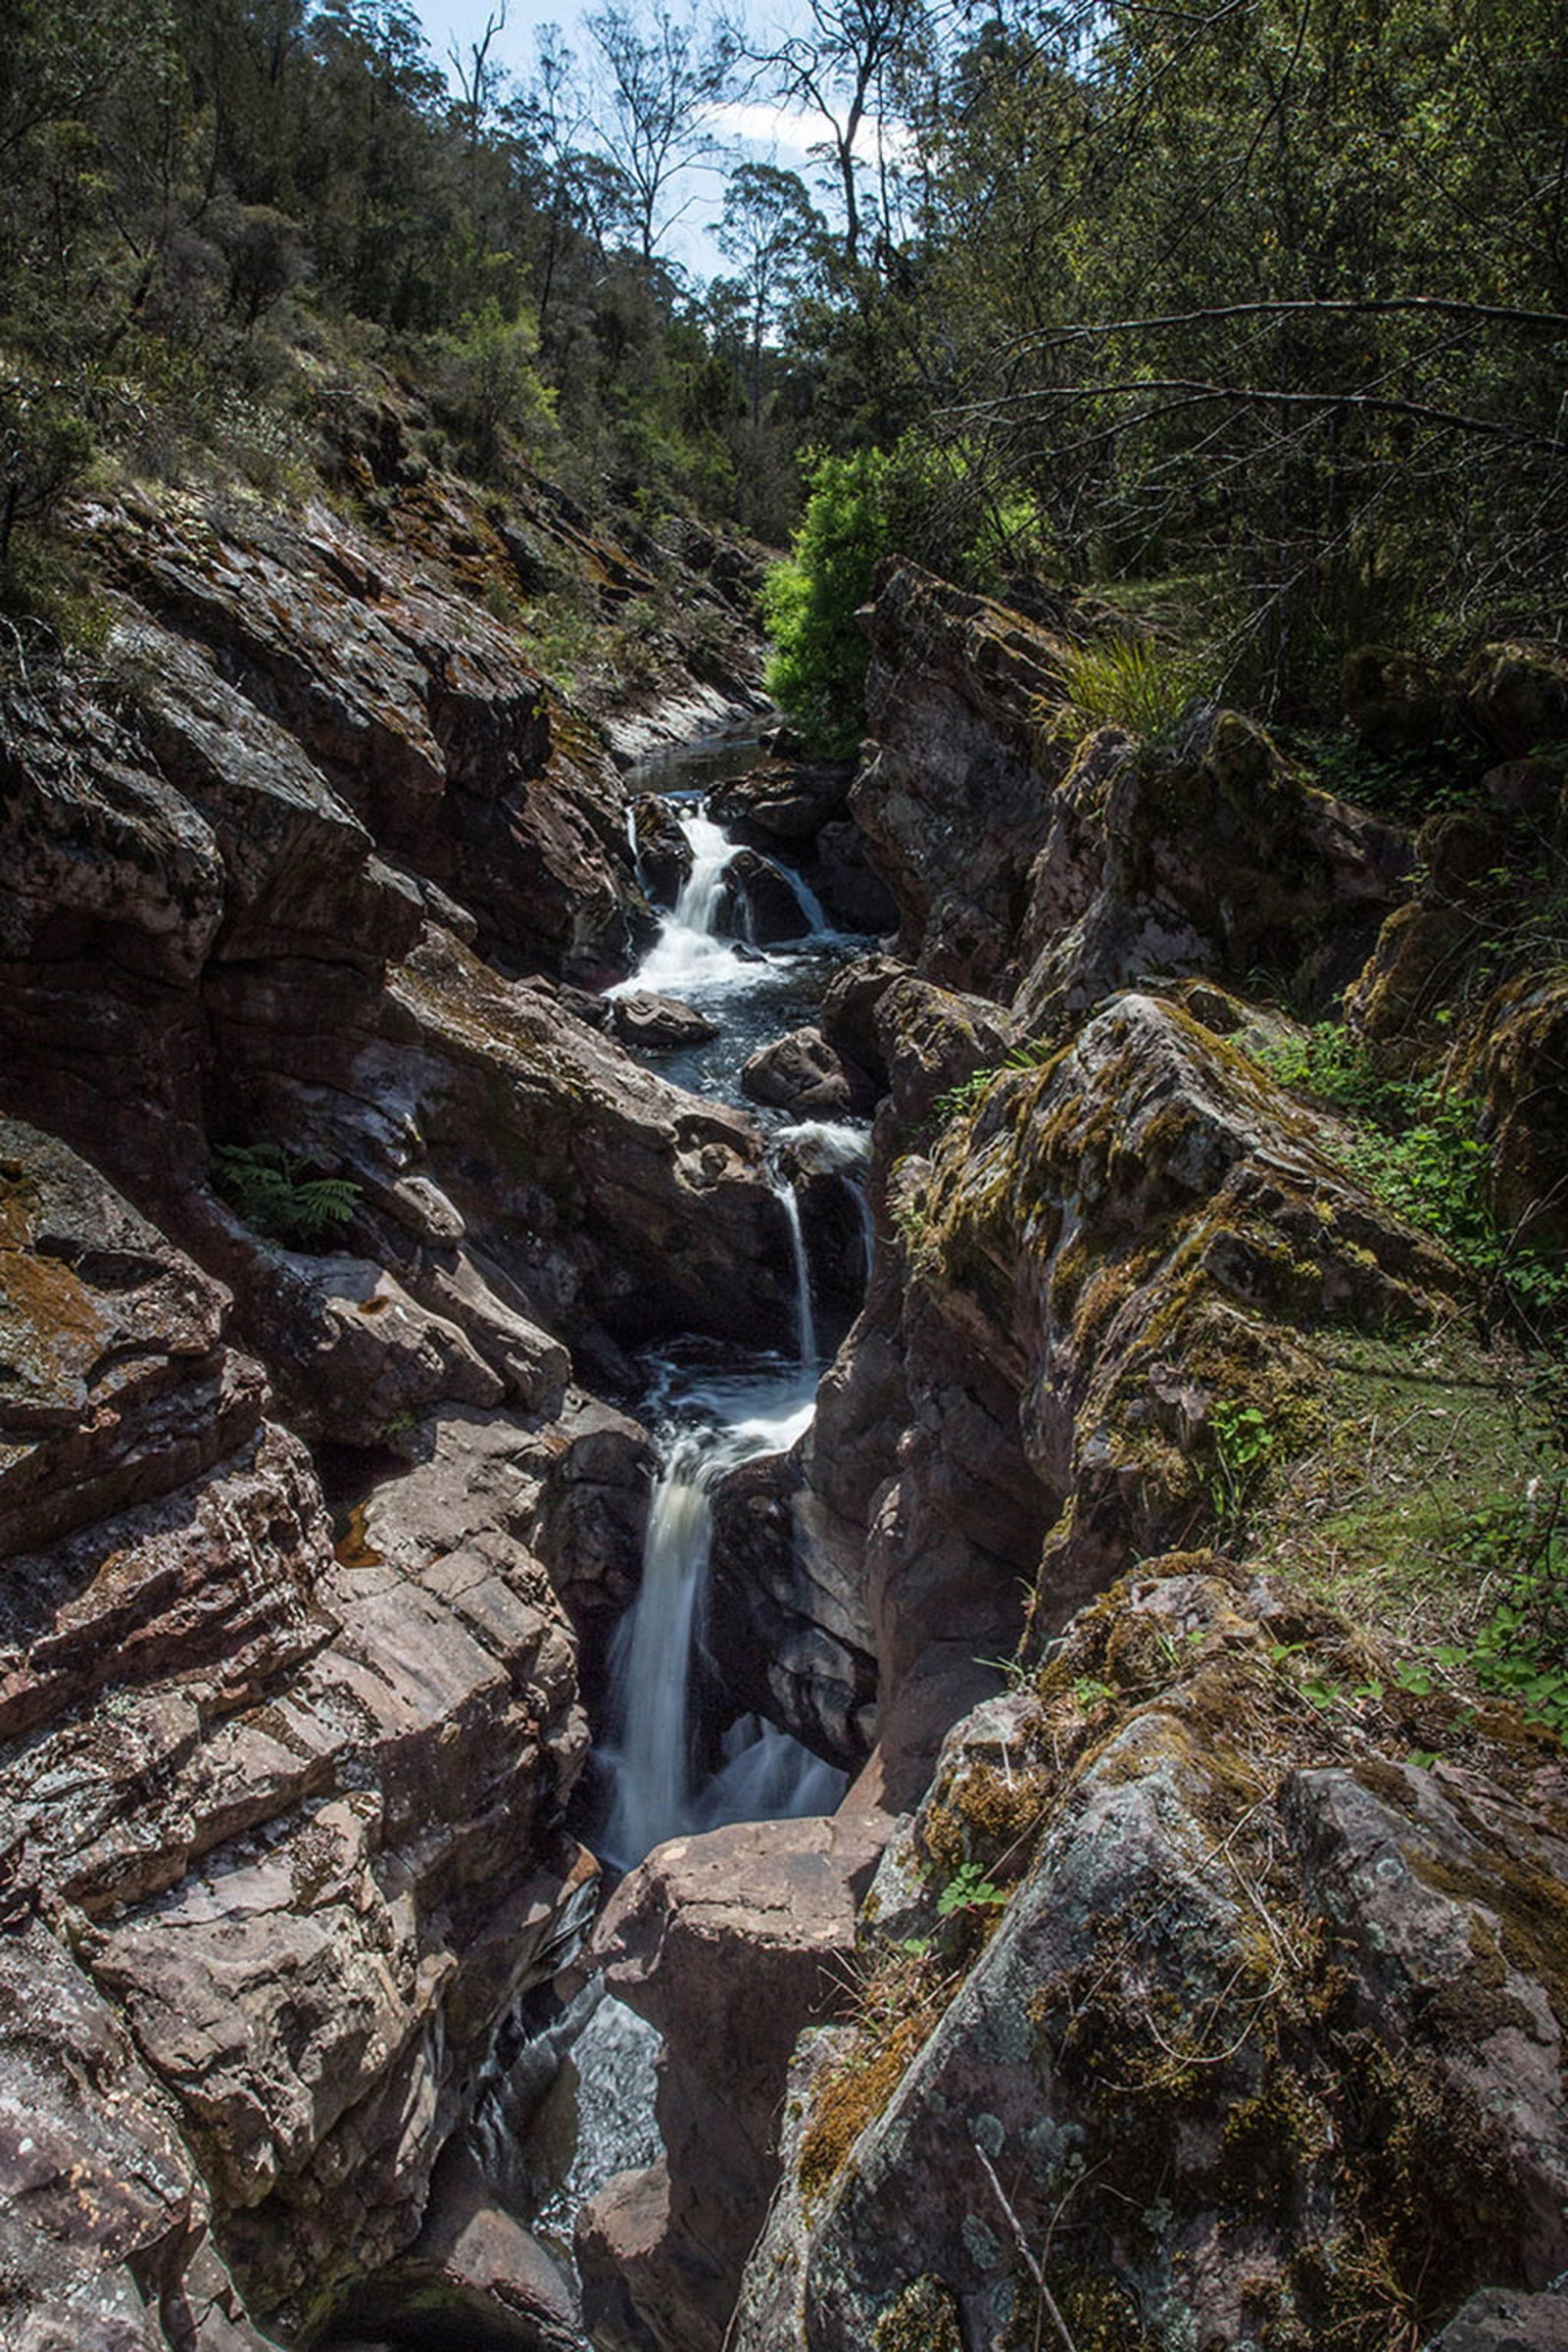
[213,1143,359,1249]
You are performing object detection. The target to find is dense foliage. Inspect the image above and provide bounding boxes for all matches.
[3,0,1563,727]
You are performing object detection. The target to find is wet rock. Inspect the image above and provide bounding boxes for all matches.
[319,2140,588,2351]
[810,818,897,935]
[740,1027,854,1116]
[720,846,818,944]
[708,1446,877,1767]
[628,795,692,910]
[611,993,721,1052]
[708,758,851,847]
[533,1395,656,1708]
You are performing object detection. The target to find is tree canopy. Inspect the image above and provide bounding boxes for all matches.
[3,0,1562,713]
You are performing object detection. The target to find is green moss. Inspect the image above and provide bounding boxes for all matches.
[1047,2268,1160,2352]
[873,2275,965,2352]
[797,2011,930,2212]
[921,1760,1051,1882]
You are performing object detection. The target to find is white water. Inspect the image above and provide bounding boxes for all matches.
[779,1119,877,1288]
[608,802,847,1005]
[497,747,866,2290]
[594,783,859,1872]
[772,1175,818,1366]
[597,1364,824,1874]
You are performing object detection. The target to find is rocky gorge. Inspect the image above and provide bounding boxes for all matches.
[4,412,1568,2352]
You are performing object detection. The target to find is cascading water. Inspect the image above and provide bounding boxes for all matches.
[503,731,868,2283]
[596,1366,823,1873]
[778,1119,876,1288]
[771,1174,817,1366]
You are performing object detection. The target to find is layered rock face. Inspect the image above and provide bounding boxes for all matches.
[0,1119,588,2337]
[0,448,805,2344]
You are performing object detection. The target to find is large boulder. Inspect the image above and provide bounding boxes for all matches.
[740,1028,855,1116]
[577,1810,885,2352]
[853,566,1074,992]
[732,1562,1568,2352]
[790,990,1459,1810]
[1011,706,1411,1025]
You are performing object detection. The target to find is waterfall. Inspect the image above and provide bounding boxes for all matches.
[599,1427,715,1869]
[772,1173,818,1367]
[672,810,738,931]
[596,1365,830,1875]
[771,859,831,939]
[778,1118,876,1289]
[606,806,758,1000]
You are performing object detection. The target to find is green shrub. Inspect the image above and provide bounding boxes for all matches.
[213,1143,359,1249]
[761,445,893,755]
[1058,634,1209,743]
[435,299,557,473]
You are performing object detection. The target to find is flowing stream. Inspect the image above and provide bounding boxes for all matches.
[598,735,867,1870]
[506,722,873,2278]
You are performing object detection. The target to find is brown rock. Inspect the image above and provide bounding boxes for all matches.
[734,1565,1568,2352]
[0,1917,277,2352]
[871,973,1023,1131]
[0,1125,593,2333]
[740,1027,854,1116]
[611,993,722,1051]
[1466,640,1568,759]
[579,1812,884,2352]
[1012,705,1411,1026]
[853,565,1073,993]
[708,758,851,847]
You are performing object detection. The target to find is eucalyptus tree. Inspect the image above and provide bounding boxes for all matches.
[582,0,736,264]
[714,162,823,419]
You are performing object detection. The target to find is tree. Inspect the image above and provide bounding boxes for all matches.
[713,162,822,421]
[582,0,734,264]
[744,0,931,263]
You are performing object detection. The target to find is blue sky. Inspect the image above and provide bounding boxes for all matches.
[412,0,879,277]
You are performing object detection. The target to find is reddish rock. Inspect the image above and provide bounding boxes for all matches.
[578,1812,884,2352]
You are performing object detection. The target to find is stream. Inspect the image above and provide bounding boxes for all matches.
[490,721,874,2290]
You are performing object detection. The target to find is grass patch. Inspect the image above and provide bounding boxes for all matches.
[1057,634,1210,744]
[1251,1326,1568,1704]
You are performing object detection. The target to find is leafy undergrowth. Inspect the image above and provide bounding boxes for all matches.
[1237,1001,1568,1740]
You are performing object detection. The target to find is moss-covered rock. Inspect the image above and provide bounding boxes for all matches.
[733,1562,1568,2352]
